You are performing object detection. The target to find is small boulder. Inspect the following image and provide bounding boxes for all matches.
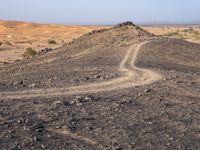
[28,83,36,88]
[84,95,94,101]
[144,89,151,93]
[53,100,61,105]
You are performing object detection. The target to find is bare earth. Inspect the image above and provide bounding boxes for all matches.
[143,26,200,44]
[0,22,200,150]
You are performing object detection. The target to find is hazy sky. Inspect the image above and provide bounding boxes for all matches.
[0,0,200,25]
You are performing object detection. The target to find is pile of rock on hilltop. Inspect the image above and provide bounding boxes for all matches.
[67,21,154,46]
[114,21,137,28]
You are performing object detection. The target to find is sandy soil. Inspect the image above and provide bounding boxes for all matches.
[143,26,200,43]
[0,20,104,63]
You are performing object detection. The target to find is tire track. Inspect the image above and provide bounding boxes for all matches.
[0,41,163,99]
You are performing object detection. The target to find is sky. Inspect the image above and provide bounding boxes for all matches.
[0,0,200,25]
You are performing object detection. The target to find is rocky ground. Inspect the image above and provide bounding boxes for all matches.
[0,22,200,150]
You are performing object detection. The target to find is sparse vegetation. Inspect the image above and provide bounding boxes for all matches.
[179,28,200,41]
[0,41,2,46]
[182,29,189,33]
[195,36,200,40]
[22,47,37,59]
[182,28,199,35]
[193,30,200,36]
[48,39,57,44]
[189,27,194,33]
[5,41,12,45]
[163,31,179,37]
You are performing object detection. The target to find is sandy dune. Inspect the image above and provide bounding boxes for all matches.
[0,20,104,63]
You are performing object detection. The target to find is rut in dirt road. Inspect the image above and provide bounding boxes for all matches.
[0,41,162,99]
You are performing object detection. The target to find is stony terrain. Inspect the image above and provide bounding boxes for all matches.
[0,22,200,150]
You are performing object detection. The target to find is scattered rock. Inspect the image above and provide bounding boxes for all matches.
[120,98,133,104]
[114,21,136,28]
[32,136,39,142]
[84,76,89,81]
[61,125,68,129]
[76,102,83,106]
[8,130,12,133]
[3,62,9,65]
[84,95,93,101]
[28,83,36,88]
[41,144,46,149]
[53,100,61,106]
[55,125,62,129]
[100,77,105,80]
[70,100,76,105]
[114,146,122,150]
[19,81,24,85]
[72,79,80,83]
[39,48,53,55]
[86,126,94,131]
[75,96,83,102]
[25,119,29,124]
[168,76,172,80]
[23,126,30,131]
[63,101,69,106]
[54,76,58,80]
[14,59,21,62]
[144,89,151,93]
[6,35,12,38]
[94,75,101,78]
[110,73,118,78]
[17,120,21,124]
[35,124,45,133]
[14,80,27,87]
[176,81,182,84]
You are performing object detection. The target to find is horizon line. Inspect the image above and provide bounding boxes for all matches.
[1,19,200,26]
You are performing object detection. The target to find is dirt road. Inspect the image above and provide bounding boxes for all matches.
[0,41,162,99]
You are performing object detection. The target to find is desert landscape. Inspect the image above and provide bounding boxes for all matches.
[0,20,105,63]
[1,20,200,64]
[143,25,200,43]
[0,20,199,150]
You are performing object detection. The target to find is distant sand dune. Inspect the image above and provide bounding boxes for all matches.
[0,20,105,63]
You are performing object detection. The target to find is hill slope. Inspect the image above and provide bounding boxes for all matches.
[0,22,154,91]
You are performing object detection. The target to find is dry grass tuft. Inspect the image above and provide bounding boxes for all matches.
[22,47,37,59]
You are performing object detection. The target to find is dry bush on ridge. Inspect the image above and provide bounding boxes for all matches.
[48,39,57,44]
[22,47,37,59]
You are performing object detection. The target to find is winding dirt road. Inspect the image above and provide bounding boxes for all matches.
[0,41,162,99]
